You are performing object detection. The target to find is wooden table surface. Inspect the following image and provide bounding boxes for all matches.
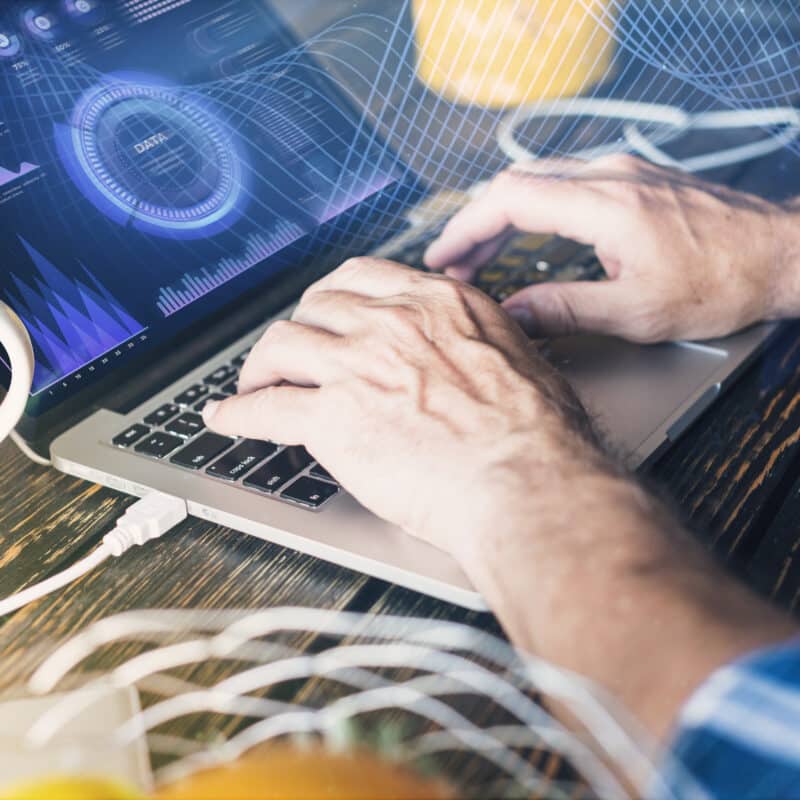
[1,316,799,795]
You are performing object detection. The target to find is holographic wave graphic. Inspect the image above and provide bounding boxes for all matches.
[5,237,145,391]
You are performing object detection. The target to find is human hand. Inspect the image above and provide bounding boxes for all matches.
[425,155,800,343]
[203,258,603,563]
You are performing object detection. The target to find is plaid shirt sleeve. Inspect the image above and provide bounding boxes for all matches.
[656,638,800,800]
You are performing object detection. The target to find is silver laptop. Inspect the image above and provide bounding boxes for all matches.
[1,1,774,610]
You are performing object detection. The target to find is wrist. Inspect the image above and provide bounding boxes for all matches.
[456,435,627,585]
[459,463,799,735]
[767,201,800,319]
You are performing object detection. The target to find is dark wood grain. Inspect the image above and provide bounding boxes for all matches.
[0,436,371,691]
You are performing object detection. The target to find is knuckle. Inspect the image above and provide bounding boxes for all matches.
[597,152,643,173]
[338,256,372,276]
[494,166,526,190]
[430,274,468,302]
[265,318,295,342]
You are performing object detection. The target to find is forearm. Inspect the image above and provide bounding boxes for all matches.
[461,457,798,738]
[771,200,800,319]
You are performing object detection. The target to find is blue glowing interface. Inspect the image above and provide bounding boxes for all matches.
[0,0,407,403]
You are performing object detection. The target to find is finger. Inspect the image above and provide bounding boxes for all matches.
[502,280,644,340]
[430,229,517,281]
[292,289,372,336]
[424,165,625,270]
[203,385,319,446]
[238,320,348,394]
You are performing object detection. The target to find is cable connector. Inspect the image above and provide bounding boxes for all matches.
[103,493,187,557]
[0,493,188,618]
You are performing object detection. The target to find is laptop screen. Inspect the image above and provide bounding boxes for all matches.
[0,0,411,411]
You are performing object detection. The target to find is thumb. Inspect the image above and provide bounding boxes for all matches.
[503,281,641,340]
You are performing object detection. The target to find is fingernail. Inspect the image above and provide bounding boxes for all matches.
[202,401,220,423]
[505,304,536,334]
[423,240,445,267]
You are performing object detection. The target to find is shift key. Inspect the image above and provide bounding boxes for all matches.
[243,446,313,494]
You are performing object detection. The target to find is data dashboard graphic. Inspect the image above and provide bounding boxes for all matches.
[57,80,245,238]
[156,222,304,317]
[0,30,22,58]
[0,160,38,187]
[63,0,106,26]
[5,238,145,391]
[21,6,61,42]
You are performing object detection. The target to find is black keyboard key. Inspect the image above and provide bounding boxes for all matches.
[281,477,339,508]
[113,424,150,448]
[194,393,228,413]
[174,384,210,406]
[310,463,335,482]
[165,413,205,438]
[206,440,278,481]
[221,379,238,395]
[243,446,313,494]
[204,365,238,386]
[171,433,234,470]
[134,432,184,459]
[144,404,180,426]
[231,350,250,367]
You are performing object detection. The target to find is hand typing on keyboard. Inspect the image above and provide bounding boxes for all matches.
[203,257,599,554]
[425,154,800,343]
[202,254,798,745]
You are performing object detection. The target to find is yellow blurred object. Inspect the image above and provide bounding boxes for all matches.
[0,777,143,800]
[156,745,457,800]
[413,0,617,107]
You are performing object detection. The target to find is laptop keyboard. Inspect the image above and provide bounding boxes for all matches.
[111,348,341,511]
[109,227,603,514]
[392,232,605,302]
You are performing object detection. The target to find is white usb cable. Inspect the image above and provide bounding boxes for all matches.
[0,493,188,618]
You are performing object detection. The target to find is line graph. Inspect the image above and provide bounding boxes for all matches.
[5,238,145,390]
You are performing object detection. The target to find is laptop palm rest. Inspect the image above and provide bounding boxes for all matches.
[550,336,728,463]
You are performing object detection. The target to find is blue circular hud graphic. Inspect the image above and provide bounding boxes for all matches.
[64,82,243,238]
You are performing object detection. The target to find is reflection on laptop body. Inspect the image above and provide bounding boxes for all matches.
[0,0,774,609]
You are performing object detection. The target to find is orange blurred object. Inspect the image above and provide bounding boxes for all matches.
[155,745,458,800]
[413,0,617,107]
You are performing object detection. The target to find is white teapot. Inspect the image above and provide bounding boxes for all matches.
[0,301,34,443]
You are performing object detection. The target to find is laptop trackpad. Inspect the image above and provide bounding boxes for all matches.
[549,336,727,459]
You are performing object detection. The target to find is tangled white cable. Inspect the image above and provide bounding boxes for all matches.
[497,98,800,172]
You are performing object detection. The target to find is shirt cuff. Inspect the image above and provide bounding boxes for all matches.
[654,636,800,800]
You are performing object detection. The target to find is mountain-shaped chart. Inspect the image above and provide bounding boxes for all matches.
[0,162,39,188]
[5,237,145,391]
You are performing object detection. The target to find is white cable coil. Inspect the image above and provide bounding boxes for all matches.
[497,99,800,172]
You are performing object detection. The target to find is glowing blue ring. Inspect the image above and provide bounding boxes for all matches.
[71,83,242,234]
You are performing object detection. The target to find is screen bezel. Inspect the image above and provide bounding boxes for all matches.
[2,2,428,451]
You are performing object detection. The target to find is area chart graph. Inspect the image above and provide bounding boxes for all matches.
[6,237,145,390]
